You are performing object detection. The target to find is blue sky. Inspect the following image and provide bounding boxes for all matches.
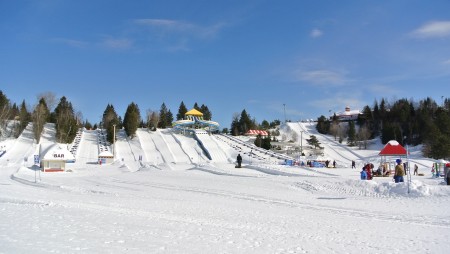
[1,0,450,129]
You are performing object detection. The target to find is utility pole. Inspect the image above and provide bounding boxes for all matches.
[283,104,286,123]
[300,130,303,156]
[113,124,116,159]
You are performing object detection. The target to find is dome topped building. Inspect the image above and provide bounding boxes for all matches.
[334,106,362,121]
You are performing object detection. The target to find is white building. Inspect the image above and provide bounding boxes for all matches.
[334,106,362,121]
[40,144,75,172]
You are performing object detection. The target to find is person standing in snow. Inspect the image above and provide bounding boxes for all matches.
[360,168,367,180]
[365,164,372,180]
[333,160,336,168]
[352,160,356,169]
[414,164,418,175]
[394,159,405,183]
[236,154,242,168]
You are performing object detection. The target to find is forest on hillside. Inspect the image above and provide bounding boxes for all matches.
[1,90,448,159]
[0,90,212,144]
[315,97,450,160]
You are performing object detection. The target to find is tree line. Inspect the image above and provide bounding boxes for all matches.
[315,97,450,159]
[227,109,281,150]
[0,90,214,145]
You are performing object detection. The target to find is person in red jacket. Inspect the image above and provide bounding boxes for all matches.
[365,164,372,180]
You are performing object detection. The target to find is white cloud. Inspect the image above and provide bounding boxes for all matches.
[366,84,396,94]
[294,69,346,85]
[134,18,226,39]
[310,28,323,38]
[101,38,133,49]
[51,38,88,48]
[411,21,450,38]
[134,19,194,31]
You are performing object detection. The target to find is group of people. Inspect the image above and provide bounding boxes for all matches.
[324,160,336,168]
[360,159,407,183]
[360,163,375,180]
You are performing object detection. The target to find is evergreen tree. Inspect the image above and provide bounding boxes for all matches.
[0,91,11,137]
[167,110,174,126]
[260,120,270,130]
[316,115,329,134]
[423,109,450,159]
[158,103,170,129]
[255,134,263,148]
[84,120,93,130]
[230,113,240,136]
[269,120,281,128]
[9,103,19,120]
[347,121,356,146]
[372,100,381,136]
[261,135,272,150]
[306,135,321,149]
[123,102,141,138]
[16,100,30,137]
[239,109,254,135]
[32,98,50,143]
[102,104,120,143]
[176,101,188,120]
[54,96,78,143]
[200,104,212,120]
[254,134,272,150]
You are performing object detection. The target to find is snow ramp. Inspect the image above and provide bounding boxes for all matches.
[115,129,145,170]
[194,130,229,163]
[158,129,192,163]
[0,123,36,167]
[136,129,169,164]
[74,130,100,166]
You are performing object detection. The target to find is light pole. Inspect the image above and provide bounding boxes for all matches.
[283,104,286,123]
[113,124,116,159]
[300,130,303,156]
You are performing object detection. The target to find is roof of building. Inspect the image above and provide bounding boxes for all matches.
[42,145,75,161]
[379,140,407,156]
[185,108,203,116]
[245,130,269,136]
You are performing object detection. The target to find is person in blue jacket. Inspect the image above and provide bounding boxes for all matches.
[360,168,367,180]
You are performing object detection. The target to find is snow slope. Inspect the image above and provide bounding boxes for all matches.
[0,123,35,167]
[72,130,100,167]
[194,130,230,163]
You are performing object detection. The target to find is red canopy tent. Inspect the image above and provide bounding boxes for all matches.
[379,140,407,157]
[379,140,408,175]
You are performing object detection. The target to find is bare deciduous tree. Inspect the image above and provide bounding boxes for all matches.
[357,124,371,149]
[37,91,57,111]
[146,109,159,131]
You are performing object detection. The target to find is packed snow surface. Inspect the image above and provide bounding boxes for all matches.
[1,122,449,253]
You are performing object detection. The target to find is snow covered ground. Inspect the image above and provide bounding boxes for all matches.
[1,122,449,253]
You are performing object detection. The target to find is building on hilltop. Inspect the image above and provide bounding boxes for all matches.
[333,106,362,121]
